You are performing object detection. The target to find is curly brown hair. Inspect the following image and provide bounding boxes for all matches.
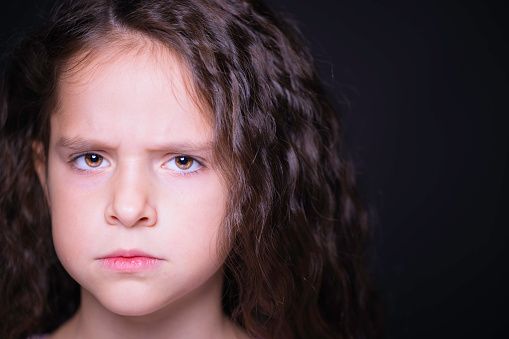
[0,0,383,338]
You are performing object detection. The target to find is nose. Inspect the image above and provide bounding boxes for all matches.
[105,163,157,228]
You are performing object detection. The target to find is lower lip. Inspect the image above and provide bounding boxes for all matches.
[98,257,162,272]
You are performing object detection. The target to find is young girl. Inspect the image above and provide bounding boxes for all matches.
[0,0,382,338]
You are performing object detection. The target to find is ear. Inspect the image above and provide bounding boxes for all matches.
[32,141,50,202]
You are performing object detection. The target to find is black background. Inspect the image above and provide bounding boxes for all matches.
[1,1,508,338]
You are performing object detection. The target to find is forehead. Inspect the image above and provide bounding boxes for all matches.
[54,34,209,123]
[50,37,212,147]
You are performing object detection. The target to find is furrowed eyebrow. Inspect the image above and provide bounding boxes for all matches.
[149,141,214,154]
[55,137,110,151]
[55,136,214,154]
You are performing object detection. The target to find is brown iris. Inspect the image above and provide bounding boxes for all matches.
[84,154,103,167]
[175,156,193,170]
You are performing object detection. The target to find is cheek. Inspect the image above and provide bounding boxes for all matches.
[161,179,228,260]
[48,172,104,267]
[51,210,96,272]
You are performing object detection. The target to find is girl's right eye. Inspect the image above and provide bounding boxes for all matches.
[72,153,110,170]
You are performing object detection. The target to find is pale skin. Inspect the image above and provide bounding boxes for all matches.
[35,39,248,339]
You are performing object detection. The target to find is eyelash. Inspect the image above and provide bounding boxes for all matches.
[68,153,204,175]
[163,155,204,176]
[68,152,110,173]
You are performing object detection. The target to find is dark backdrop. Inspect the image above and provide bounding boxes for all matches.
[1,1,508,338]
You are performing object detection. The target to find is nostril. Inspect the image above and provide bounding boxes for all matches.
[105,202,157,227]
[139,216,156,226]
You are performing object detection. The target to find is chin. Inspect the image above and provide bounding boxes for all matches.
[100,293,167,317]
[85,282,174,318]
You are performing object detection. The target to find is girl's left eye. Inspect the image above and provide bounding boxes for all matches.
[73,153,110,170]
[163,156,202,173]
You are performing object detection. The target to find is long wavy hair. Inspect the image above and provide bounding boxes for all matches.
[0,0,382,338]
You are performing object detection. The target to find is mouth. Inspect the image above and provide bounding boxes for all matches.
[97,249,164,272]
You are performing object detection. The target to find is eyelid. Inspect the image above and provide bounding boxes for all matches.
[162,155,204,174]
[69,152,111,172]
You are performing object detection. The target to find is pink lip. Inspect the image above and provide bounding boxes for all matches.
[98,249,163,272]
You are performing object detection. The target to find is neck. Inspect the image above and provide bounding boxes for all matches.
[52,271,244,339]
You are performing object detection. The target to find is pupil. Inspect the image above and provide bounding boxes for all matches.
[84,153,102,168]
[178,157,188,165]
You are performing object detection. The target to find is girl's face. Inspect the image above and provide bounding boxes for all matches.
[38,44,228,317]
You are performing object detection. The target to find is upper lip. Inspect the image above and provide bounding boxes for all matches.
[99,249,159,259]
